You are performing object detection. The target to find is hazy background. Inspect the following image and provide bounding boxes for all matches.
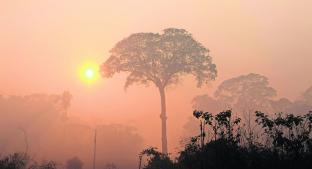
[1,0,312,167]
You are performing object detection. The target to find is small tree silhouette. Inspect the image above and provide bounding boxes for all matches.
[101,28,217,153]
[0,153,57,169]
[140,147,174,169]
[0,153,28,169]
[66,157,83,169]
[193,110,241,144]
[104,163,117,169]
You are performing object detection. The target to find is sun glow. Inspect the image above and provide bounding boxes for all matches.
[79,62,100,84]
[85,69,95,78]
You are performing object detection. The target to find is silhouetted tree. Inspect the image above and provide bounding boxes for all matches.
[213,73,277,145]
[270,86,312,115]
[104,163,117,169]
[101,28,217,153]
[0,153,28,169]
[66,157,83,169]
[255,111,312,155]
[270,98,293,113]
[29,161,57,169]
[177,110,312,169]
[283,100,312,115]
[0,153,57,169]
[183,95,224,143]
[178,110,243,169]
[192,110,212,147]
[193,110,241,144]
[140,147,174,169]
[214,73,276,113]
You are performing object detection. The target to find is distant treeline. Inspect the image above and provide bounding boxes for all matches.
[192,73,312,115]
[141,110,312,169]
[0,92,143,169]
[184,73,312,140]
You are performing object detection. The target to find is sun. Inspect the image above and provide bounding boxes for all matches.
[79,62,100,84]
[85,68,95,79]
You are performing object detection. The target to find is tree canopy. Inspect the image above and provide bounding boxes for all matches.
[101,28,217,89]
[101,28,217,154]
[214,73,277,112]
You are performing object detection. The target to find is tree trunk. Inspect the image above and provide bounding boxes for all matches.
[93,129,97,169]
[158,86,168,154]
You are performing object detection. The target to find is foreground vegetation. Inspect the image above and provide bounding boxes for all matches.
[141,110,312,169]
[0,153,57,169]
[1,110,312,169]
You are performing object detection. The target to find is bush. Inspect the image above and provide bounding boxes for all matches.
[142,110,312,169]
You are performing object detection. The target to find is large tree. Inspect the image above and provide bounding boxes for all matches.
[101,28,217,153]
[214,73,277,113]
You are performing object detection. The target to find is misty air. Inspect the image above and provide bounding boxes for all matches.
[1,1,312,169]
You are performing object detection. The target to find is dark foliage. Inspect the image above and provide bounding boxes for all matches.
[66,157,83,169]
[0,153,28,169]
[140,147,175,169]
[0,153,57,169]
[142,110,312,169]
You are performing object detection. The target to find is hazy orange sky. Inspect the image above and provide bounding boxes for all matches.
[1,0,312,153]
